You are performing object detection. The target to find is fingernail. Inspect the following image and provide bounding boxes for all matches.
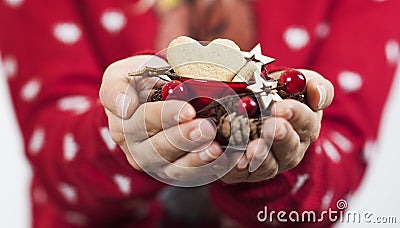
[248,141,269,172]
[116,93,132,118]
[190,120,216,141]
[199,144,220,162]
[212,164,225,171]
[174,105,196,122]
[317,85,327,110]
[254,142,267,160]
[237,156,248,170]
[275,125,287,140]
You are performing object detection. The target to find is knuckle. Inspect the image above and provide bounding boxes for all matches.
[110,129,125,144]
[267,165,279,177]
[108,121,125,144]
[126,155,143,171]
[309,123,321,142]
[165,168,187,181]
[221,177,241,184]
[257,163,279,179]
[288,156,303,169]
[150,139,163,154]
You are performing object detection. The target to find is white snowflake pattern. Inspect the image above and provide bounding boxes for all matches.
[321,190,334,210]
[337,71,363,93]
[29,128,45,155]
[53,23,82,45]
[63,133,79,161]
[322,139,341,163]
[291,173,310,194]
[20,78,41,101]
[113,174,131,195]
[2,55,18,79]
[64,211,88,227]
[283,26,310,50]
[100,127,117,151]
[58,182,78,203]
[101,10,127,34]
[315,22,330,39]
[57,96,91,115]
[4,0,24,8]
[385,39,400,64]
[330,131,353,153]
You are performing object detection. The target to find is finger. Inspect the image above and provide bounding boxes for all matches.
[246,138,273,173]
[220,153,249,184]
[299,69,334,111]
[306,76,335,111]
[99,55,169,119]
[269,69,334,111]
[130,118,217,169]
[105,109,124,144]
[124,100,196,142]
[162,142,225,181]
[271,99,321,142]
[247,152,279,182]
[265,118,304,173]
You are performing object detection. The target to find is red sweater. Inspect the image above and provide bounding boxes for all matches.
[1,0,399,227]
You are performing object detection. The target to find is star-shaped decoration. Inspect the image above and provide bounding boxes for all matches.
[242,44,275,65]
[247,65,274,114]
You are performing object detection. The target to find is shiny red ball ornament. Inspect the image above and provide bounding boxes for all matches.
[161,80,188,101]
[237,96,259,117]
[278,69,307,95]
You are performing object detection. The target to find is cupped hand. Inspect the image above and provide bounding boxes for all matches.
[221,69,334,184]
[100,56,225,182]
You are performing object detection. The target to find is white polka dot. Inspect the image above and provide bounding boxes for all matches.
[64,211,88,227]
[330,131,353,153]
[101,10,127,34]
[63,133,79,161]
[53,23,82,45]
[385,40,400,64]
[321,190,334,210]
[322,140,341,163]
[314,142,322,155]
[362,140,378,163]
[3,0,24,8]
[57,96,91,115]
[29,128,45,155]
[20,78,41,101]
[33,186,47,204]
[113,174,131,195]
[100,127,116,151]
[291,173,309,194]
[58,182,77,203]
[315,22,330,39]
[337,71,363,93]
[283,26,310,50]
[2,55,17,78]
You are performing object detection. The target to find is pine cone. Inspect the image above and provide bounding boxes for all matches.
[216,112,263,147]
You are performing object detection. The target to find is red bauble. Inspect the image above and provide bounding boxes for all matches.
[278,69,307,95]
[161,80,188,101]
[237,96,259,117]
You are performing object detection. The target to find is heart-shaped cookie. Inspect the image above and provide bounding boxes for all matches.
[167,36,247,82]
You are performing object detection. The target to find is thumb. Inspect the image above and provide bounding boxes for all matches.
[99,55,169,119]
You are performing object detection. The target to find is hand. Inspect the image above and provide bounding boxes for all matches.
[220,69,334,184]
[99,56,225,182]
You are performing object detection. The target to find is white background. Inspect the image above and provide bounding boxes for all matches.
[1,61,399,227]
